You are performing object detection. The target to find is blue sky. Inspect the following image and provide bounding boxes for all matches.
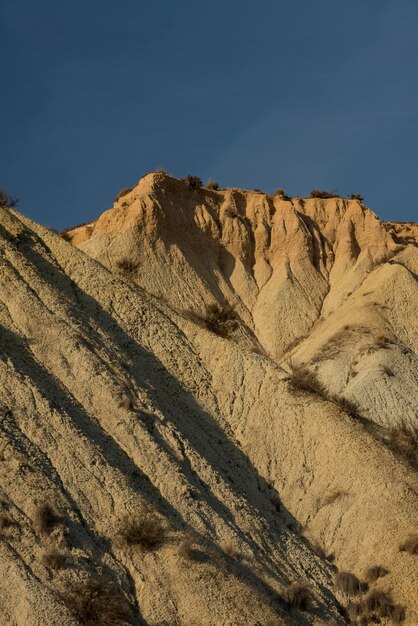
[0,0,417,228]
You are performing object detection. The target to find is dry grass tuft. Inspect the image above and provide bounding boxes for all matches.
[184,175,202,189]
[118,396,136,411]
[282,582,311,610]
[116,258,138,277]
[310,190,338,199]
[42,547,66,570]
[330,395,362,420]
[350,193,364,202]
[399,532,418,555]
[203,304,239,338]
[388,421,418,471]
[60,578,131,626]
[334,571,367,596]
[363,589,405,621]
[0,514,13,531]
[120,504,165,551]
[178,536,196,560]
[0,189,19,208]
[220,539,240,559]
[364,566,389,583]
[114,187,132,202]
[33,503,59,535]
[206,180,219,190]
[287,363,327,396]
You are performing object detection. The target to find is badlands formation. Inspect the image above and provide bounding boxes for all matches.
[0,171,417,625]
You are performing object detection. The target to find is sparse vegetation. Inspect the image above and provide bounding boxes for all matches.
[42,547,66,570]
[253,188,264,193]
[33,503,59,535]
[398,532,418,554]
[184,175,202,189]
[0,514,13,531]
[364,566,389,583]
[283,582,311,610]
[206,181,219,190]
[309,190,338,199]
[60,578,131,626]
[224,206,238,218]
[334,571,367,596]
[119,504,165,551]
[287,362,327,396]
[350,193,364,202]
[203,304,239,338]
[116,258,138,277]
[388,421,418,471]
[114,187,132,202]
[329,395,362,420]
[273,188,291,200]
[220,539,240,558]
[118,396,136,411]
[178,535,196,560]
[0,189,19,208]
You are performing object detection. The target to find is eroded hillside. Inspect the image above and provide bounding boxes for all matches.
[0,177,417,625]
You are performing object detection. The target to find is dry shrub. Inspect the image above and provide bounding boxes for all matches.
[253,188,264,193]
[60,578,131,626]
[350,193,364,202]
[282,582,311,610]
[334,571,367,596]
[0,514,13,531]
[362,589,405,623]
[388,421,418,471]
[42,547,66,570]
[0,189,19,208]
[206,181,219,190]
[155,168,167,174]
[330,395,361,420]
[115,187,132,202]
[116,258,138,277]
[310,190,338,199]
[399,532,418,555]
[118,396,135,411]
[373,333,390,348]
[273,188,291,200]
[178,536,195,560]
[364,565,389,583]
[203,304,239,338]
[287,363,327,396]
[33,503,59,535]
[120,504,165,551]
[184,175,202,189]
[220,539,240,558]
[224,206,238,218]
[380,365,394,377]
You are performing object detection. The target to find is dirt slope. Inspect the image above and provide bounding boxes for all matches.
[68,172,418,428]
[0,177,417,625]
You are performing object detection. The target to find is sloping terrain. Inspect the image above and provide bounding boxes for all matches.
[0,177,417,625]
[68,172,418,428]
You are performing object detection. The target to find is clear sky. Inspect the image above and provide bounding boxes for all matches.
[1,0,417,229]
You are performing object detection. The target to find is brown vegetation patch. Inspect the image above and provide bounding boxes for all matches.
[334,571,367,596]
[119,504,165,551]
[33,503,60,535]
[287,363,327,396]
[42,547,66,570]
[388,421,418,471]
[282,582,311,610]
[116,258,138,277]
[206,181,219,190]
[115,187,132,202]
[364,566,389,583]
[203,304,239,338]
[184,175,202,189]
[60,578,131,626]
[399,532,418,555]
